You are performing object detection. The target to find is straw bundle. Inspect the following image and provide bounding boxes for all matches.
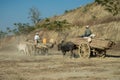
[70,38,112,50]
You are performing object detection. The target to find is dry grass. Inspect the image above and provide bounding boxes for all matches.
[92,21,120,41]
[55,3,120,25]
[34,3,120,42]
[27,21,120,43]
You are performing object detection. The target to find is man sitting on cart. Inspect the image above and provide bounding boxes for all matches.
[34,32,41,46]
[80,25,92,38]
[80,25,95,43]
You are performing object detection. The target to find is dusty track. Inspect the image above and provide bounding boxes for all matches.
[0,45,120,80]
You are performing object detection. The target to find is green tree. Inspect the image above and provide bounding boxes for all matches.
[64,10,69,13]
[6,27,12,33]
[12,28,19,35]
[28,7,41,25]
[0,30,7,39]
[13,23,35,35]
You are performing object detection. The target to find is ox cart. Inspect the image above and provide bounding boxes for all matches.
[22,41,49,55]
[24,38,55,55]
[35,43,49,55]
[70,38,114,58]
[18,38,55,55]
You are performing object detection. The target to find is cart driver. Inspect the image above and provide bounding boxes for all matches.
[34,32,41,46]
[80,25,92,38]
[80,25,95,43]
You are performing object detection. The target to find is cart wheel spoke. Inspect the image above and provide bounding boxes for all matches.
[78,43,90,58]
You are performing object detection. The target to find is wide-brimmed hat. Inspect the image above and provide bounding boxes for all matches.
[36,32,39,35]
[86,25,89,28]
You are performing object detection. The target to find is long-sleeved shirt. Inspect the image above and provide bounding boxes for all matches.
[84,28,92,37]
[34,35,40,41]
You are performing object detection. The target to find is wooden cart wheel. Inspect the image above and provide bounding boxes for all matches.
[78,43,91,58]
[41,47,48,55]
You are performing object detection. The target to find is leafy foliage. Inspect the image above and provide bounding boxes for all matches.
[37,19,70,31]
[0,30,7,39]
[13,23,35,35]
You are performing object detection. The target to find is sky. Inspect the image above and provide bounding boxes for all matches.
[0,0,94,31]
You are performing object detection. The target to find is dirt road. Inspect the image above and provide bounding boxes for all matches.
[0,46,120,80]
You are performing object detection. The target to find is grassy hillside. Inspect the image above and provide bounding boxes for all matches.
[2,2,120,45]
[56,3,120,25]
[36,3,120,42]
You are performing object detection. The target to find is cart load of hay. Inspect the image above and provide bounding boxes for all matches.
[70,38,113,50]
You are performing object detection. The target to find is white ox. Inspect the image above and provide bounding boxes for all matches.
[17,42,29,55]
[17,42,36,55]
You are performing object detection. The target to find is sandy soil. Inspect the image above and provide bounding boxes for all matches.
[0,45,120,80]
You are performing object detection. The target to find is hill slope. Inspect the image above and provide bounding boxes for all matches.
[37,3,120,42]
[56,3,120,25]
